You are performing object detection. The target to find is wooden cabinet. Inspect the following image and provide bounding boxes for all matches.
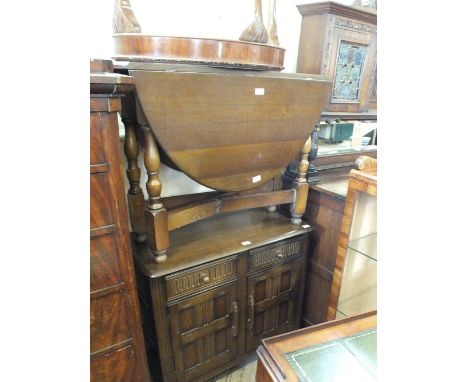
[133,209,310,382]
[168,282,241,381]
[296,2,377,113]
[90,59,150,382]
[302,178,347,326]
[246,257,303,352]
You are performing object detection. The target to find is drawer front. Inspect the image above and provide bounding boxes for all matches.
[90,233,123,292]
[90,345,137,382]
[248,237,304,273]
[165,256,238,301]
[90,291,132,354]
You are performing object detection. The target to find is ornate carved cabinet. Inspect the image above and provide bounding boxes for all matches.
[297,2,377,113]
[90,59,150,381]
[133,210,311,382]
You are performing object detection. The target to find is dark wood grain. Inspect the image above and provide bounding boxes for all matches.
[90,59,149,382]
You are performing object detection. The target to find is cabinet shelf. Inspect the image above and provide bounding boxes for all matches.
[327,156,377,321]
[348,232,377,261]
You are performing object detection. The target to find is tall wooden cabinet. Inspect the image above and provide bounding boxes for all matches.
[90,59,150,382]
[297,2,377,113]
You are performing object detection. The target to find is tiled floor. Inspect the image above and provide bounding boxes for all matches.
[151,354,258,382]
[209,354,258,382]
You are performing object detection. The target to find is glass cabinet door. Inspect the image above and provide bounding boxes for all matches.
[336,191,377,318]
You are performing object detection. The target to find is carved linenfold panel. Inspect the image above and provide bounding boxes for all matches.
[168,283,239,380]
[166,257,238,300]
[246,259,302,352]
[248,238,304,273]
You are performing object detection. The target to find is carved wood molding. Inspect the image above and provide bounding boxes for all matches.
[335,17,377,33]
[297,2,377,25]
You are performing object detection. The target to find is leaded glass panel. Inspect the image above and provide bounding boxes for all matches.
[332,42,368,102]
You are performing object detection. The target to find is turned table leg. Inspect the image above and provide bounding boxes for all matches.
[142,127,169,263]
[290,136,312,225]
[122,96,147,243]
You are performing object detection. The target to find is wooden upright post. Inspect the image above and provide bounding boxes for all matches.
[290,136,312,224]
[142,127,169,263]
[122,94,147,243]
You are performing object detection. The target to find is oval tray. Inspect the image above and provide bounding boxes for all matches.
[113,34,285,71]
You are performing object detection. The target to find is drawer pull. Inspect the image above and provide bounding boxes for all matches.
[276,252,284,259]
[231,301,239,338]
[247,294,255,330]
[201,273,210,283]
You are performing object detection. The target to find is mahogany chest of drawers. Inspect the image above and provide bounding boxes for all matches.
[90,59,150,381]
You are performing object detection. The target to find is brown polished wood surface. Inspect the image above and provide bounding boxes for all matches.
[90,59,149,382]
[113,34,286,70]
[131,66,331,191]
[133,209,312,278]
[256,310,377,382]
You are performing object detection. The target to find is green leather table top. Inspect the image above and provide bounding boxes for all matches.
[285,328,376,382]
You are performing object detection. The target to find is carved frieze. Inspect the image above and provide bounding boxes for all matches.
[335,17,377,33]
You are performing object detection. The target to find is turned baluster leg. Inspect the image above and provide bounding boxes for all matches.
[122,97,147,243]
[307,124,320,184]
[142,127,169,263]
[290,136,312,225]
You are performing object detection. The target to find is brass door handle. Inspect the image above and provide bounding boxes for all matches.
[231,301,239,338]
[247,294,255,330]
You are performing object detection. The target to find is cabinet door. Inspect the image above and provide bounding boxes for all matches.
[168,282,240,382]
[246,258,302,352]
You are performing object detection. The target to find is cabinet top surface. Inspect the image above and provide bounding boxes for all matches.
[133,209,312,278]
[313,178,349,198]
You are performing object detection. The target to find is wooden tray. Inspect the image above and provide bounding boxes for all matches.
[113,34,285,70]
